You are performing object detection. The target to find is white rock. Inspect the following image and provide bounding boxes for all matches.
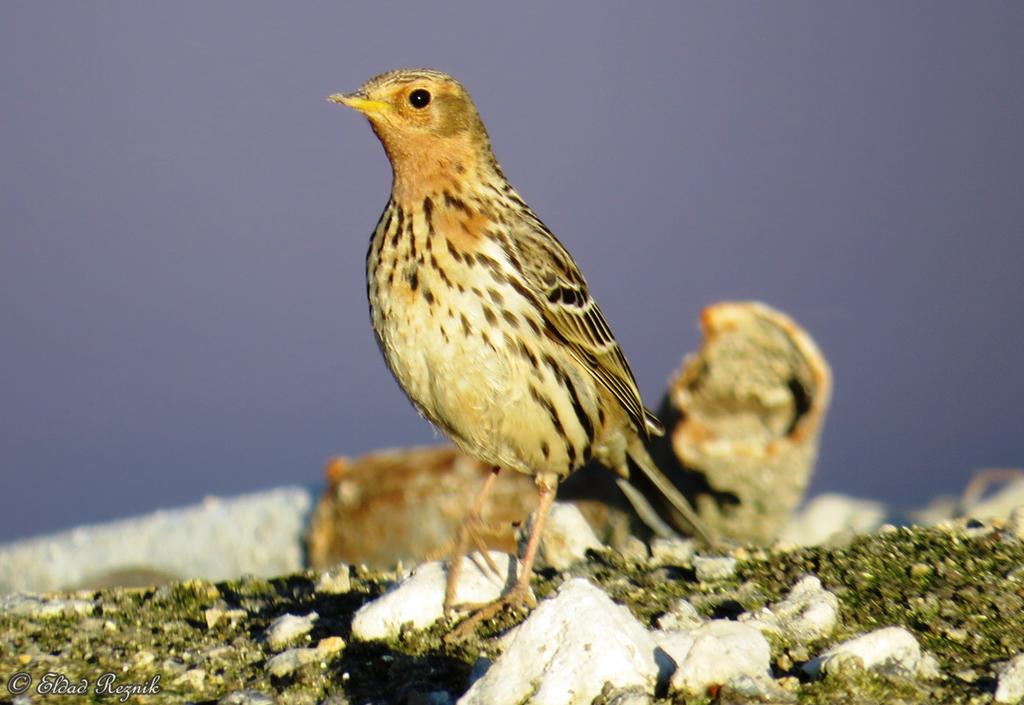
[315,564,352,594]
[0,594,95,619]
[694,556,737,581]
[1007,506,1024,542]
[204,607,247,629]
[649,537,695,567]
[996,653,1024,704]
[779,494,887,547]
[741,575,839,643]
[657,620,773,696]
[804,626,920,678]
[655,598,704,631]
[458,579,660,705]
[352,552,520,641]
[263,638,343,678]
[0,487,311,593]
[265,612,318,650]
[527,502,601,570]
[619,536,650,562]
[172,668,207,689]
[918,652,943,681]
[265,647,319,677]
[967,478,1024,522]
[602,687,655,705]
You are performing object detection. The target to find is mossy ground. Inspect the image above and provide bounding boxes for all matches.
[1,525,1021,704]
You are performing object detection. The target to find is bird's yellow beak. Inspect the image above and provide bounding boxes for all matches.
[328,92,390,115]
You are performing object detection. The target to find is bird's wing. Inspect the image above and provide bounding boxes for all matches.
[510,219,663,438]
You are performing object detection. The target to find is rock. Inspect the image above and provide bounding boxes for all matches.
[173,668,207,689]
[315,564,352,594]
[317,636,345,655]
[0,488,312,593]
[658,301,832,544]
[918,652,943,681]
[352,552,520,641]
[618,536,650,562]
[218,690,276,705]
[601,686,655,705]
[996,653,1024,704]
[694,556,737,581]
[265,612,318,650]
[308,448,537,570]
[741,575,839,643]
[458,579,659,705]
[648,537,695,567]
[963,475,1024,522]
[778,494,887,547]
[655,620,773,696]
[526,502,601,570]
[0,594,95,619]
[655,598,704,631]
[264,638,344,679]
[204,607,247,629]
[804,626,921,678]
[1007,506,1024,542]
[265,647,320,678]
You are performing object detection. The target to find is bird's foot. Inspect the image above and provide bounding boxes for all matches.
[443,582,536,644]
[442,517,506,616]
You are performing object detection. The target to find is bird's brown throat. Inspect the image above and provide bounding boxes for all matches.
[370,122,493,205]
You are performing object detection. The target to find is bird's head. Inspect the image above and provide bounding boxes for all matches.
[330,69,496,198]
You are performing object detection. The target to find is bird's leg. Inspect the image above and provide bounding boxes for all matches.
[444,467,502,615]
[509,477,556,606]
[446,476,556,642]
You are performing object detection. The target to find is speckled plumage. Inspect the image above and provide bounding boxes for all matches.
[330,68,709,624]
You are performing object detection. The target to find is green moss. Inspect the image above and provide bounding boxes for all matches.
[1,525,1021,704]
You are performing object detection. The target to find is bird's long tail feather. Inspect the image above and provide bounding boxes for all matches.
[624,442,718,548]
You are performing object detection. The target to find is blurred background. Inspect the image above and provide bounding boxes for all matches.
[1,2,1021,542]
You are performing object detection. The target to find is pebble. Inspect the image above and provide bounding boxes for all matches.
[1006,506,1024,542]
[648,537,695,567]
[315,563,352,594]
[218,690,276,705]
[778,494,887,547]
[458,578,660,705]
[352,552,520,641]
[265,647,320,678]
[996,653,1024,704]
[694,556,737,581]
[966,478,1024,521]
[0,487,311,594]
[803,626,921,678]
[919,652,943,681]
[0,594,95,619]
[741,575,839,643]
[172,668,207,689]
[601,686,654,705]
[655,598,704,631]
[133,651,156,668]
[618,535,650,562]
[655,620,773,696]
[263,637,343,679]
[527,502,601,570]
[204,607,247,629]
[264,611,318,650]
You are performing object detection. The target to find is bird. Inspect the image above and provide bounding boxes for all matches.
[328,68,712,629]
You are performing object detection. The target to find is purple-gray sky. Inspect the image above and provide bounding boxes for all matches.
[2,3,1022,541]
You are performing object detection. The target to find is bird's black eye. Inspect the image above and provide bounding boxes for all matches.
[408,88,431,109]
